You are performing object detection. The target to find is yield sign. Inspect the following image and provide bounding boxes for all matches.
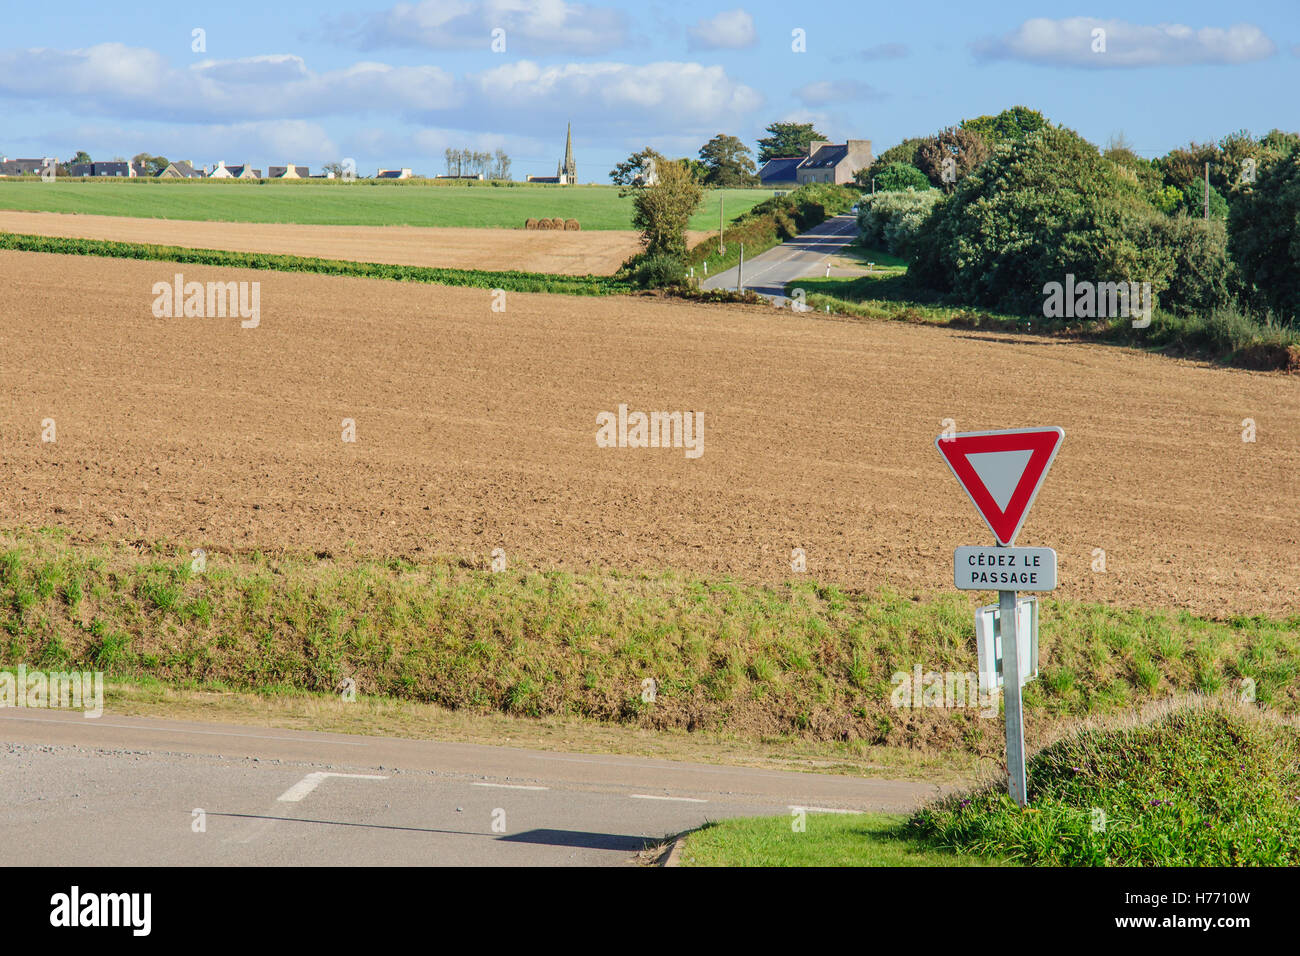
[935,427,1064,546]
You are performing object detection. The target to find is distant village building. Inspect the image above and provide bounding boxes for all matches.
[68,161,135,177]
[758,139,873,186]
[159,160,203,179]
[209,161,261,179]
[267,164,310,179]
[0,157,56,176]
[377,168,413,179]
[527,122,577,184]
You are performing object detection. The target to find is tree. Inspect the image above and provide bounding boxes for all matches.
[698,134,756,186]
[631,159,703,258]
[610,147,664,186]
[871,162,931,192]
[756,122,826,164]
[70,150,91,165]
[132,153,169,176]
[492,148,512,180]
[960,106,1048,148]
[1228,144,1300,323]
[915,127,990,192]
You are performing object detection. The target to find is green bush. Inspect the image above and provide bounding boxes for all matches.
[629,253,688,288]
[872,162,931,192]
[1228,145,1300,325]
[906,126,1209,316]
[855,190,941,256]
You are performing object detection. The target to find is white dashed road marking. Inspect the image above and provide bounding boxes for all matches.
[277,771,388,802]
[629,794,707,803]
[471,782,549,791]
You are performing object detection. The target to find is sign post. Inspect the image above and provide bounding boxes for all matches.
[936,427,1064,807]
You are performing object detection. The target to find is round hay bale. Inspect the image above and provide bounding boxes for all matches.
[548,217,565,230]
[524,218,539,229]
[564,219,580,231]
[534,217,552,230]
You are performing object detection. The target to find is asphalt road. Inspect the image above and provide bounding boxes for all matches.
[701,213,860,303]
[0,710,943,866]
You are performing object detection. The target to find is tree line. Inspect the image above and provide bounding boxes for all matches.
[444,148,511,179]
[610,122,834,189]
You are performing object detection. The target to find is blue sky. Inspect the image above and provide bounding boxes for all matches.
[0,0,1296,178]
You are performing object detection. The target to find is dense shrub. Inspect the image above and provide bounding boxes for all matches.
[855,190,941,256]
[907,126,1222,315]
[872,162,931,192]
[1228,145,1300,324]
[629,253,688,288]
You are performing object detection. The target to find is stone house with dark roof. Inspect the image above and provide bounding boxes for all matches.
[758,139,873,187]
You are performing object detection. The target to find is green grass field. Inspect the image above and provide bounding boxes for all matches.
[679,812,1002,866]
[0,181,777,231]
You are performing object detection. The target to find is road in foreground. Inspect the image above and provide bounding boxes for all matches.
[0,710,939,866]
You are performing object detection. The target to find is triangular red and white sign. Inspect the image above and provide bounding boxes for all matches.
[935,427,1064,546]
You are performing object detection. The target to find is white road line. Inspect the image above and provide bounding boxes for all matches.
[277,771,388,802]
[789,805,865,814]
[471,782,549,791]
[629,794,708,803]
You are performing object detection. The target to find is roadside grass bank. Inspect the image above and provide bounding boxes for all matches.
[908,700,1300,866]
[0,232,628,295]
[786,270,1300,373]
[82,680,982,781]
[678,812,1004,866]
[0,181,777,232]
[2,529,1295,753]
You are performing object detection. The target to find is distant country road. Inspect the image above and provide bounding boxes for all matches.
[0,710,942,866]
[701,213,860,303]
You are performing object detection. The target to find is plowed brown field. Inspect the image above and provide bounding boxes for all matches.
[0,211,710,275]
[2,250,1297,616]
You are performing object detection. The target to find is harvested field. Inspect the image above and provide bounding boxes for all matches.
[0,212,711,276]
[1,249,1298,617]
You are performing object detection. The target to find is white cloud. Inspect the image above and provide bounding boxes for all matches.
[0,44,456,121]
[687,9,757,51]
[974,18,1276,67]
[335,0,629,55]
[463,60,763,129]
[795,79,886,106]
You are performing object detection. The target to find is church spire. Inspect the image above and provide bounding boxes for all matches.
[562,121,576,184]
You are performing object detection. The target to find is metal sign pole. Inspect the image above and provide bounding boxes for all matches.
[999,577,1027,806]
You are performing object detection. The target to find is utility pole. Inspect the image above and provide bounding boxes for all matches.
[1204,161,1210,221]
[719,193,725,255]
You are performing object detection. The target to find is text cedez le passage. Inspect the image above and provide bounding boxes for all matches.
[963,549,1046,586]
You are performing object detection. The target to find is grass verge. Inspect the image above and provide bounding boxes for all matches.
[1,529,1295,754]
[786,273,1300,373]
[0,231,629,296]
[678,812,1003,866]
[908,700,1300,865]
